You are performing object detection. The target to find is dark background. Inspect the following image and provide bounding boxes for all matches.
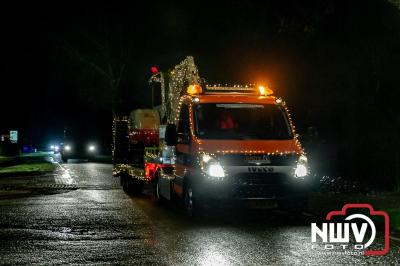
[0,0,399,188]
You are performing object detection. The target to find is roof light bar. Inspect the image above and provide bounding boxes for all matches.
[205,84,274,96]
[187,84,203,95]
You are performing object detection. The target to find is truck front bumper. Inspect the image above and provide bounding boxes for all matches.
[192,173,310,209]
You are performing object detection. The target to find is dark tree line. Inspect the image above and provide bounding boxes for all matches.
[50,0,400,189]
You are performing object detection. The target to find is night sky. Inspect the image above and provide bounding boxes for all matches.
[1,0,400,177]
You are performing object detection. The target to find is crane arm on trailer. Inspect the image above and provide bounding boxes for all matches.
[149,56,202,123]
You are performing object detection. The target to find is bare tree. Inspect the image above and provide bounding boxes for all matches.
[64,28,130,116]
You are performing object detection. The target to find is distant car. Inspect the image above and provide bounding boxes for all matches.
[49,144,60,154]
[60,141,98,162]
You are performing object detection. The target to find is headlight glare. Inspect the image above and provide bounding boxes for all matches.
[207,163,225,178]
[88,145,96,151]
[294,154,308,178]
[202,154,212,163]
[200,153,225,179]
[65,145,71,151]
[294,164,308,178]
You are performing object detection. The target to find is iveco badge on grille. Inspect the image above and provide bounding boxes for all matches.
[245,155,271,165]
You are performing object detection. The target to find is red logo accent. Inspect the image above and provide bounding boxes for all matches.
[326,203,389,256]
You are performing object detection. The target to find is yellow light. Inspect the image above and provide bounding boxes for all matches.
[187,84,203,95]
[258,85,274,96]
[258,86,266,95]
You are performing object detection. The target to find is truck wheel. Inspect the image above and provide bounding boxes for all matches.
[184,182,201,217]
[154,175,167,204]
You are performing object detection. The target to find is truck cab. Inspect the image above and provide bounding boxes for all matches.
[159,85,310,216]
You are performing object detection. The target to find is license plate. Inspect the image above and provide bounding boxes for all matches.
[245,200,278,209]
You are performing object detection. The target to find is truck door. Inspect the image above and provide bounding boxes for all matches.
[174,103,191,196]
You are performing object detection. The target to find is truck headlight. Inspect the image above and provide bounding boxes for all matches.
[64,145,71,151]
[207,163,225,178]
[294,154,309,178]
[200,153,225,179]
[88,145,96,151]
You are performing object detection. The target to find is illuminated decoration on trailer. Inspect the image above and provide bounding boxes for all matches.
[166,56,201,123]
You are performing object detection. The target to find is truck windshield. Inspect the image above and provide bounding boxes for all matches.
[193,103,293,140]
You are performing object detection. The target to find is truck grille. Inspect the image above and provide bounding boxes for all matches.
[232,173,287,198]
[219,153,298,166]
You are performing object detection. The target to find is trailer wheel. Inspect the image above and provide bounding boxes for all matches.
[122,174,131,193]
[132,180,144,195]
[122,173,144,195]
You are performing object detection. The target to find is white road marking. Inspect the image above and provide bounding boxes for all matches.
[54,163,77,185]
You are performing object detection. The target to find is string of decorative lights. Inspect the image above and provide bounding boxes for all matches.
[173,93,305,158]
[167,56,201,123]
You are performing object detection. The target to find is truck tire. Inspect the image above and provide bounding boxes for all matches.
[183,182,201,217]
[154,174,167,204]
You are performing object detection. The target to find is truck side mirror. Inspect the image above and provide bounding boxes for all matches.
[165,124,177,146]
[177,132,190,144]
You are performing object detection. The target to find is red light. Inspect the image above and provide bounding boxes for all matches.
[145,163,157,179]
[151,66,159,74]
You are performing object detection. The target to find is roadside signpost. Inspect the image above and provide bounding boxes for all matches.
[10,130,18,143]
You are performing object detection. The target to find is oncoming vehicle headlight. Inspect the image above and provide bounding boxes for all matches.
[88,145,96,151]
[200,153,225,179]
[294,154,309,178]
[64,145,71,151]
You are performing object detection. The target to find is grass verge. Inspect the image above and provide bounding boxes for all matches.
[0,155,17,164]
[0,162,56,175]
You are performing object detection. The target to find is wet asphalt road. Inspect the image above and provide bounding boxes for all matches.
[0,160,399,265]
